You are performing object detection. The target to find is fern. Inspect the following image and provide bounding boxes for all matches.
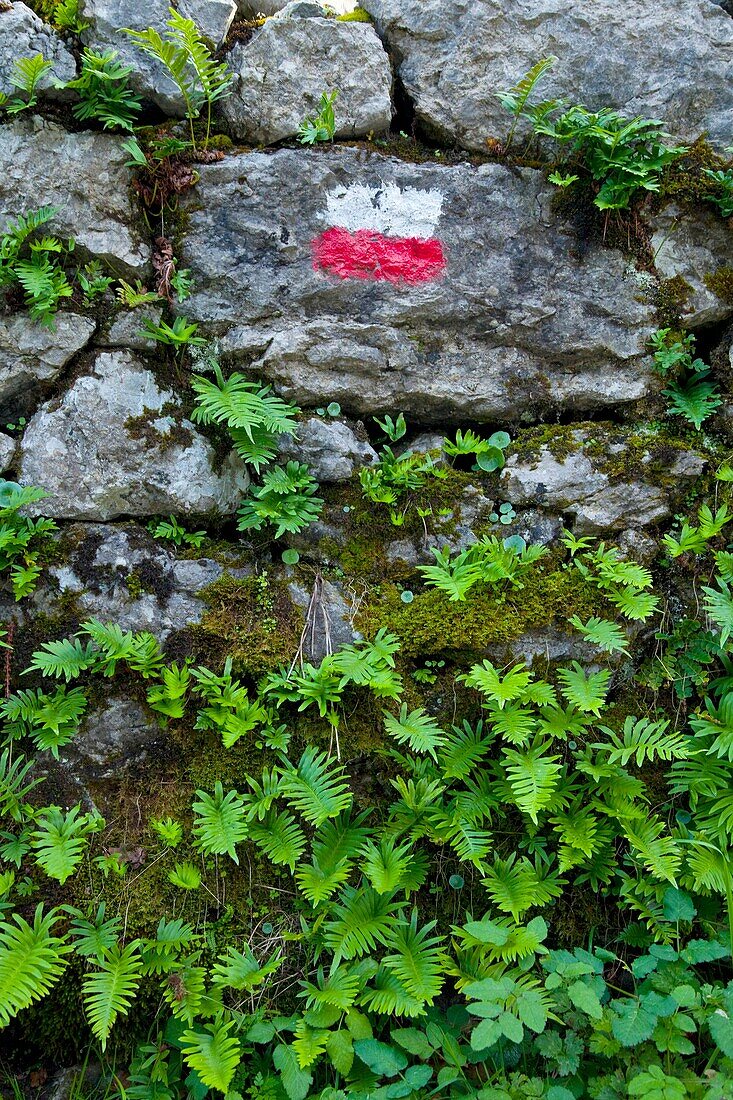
[23,637,96,682]
[664,372,721,430]
[212,944,282,992]
[382,910,446,1006]
[439,720,494,780]
[361,836,414,894]
[557,662,611,715]
[482,855,565,921]
[192,782,248,864]
[596,715,691,767]
[496,56,557,147]
[125,9,233,148]
[569,615,629,655]
[5,54,54,114]
[0,905,70,1026]
[191,366,298,451]
[690,694,733,760]
[83,941,143,1050]
[31,805,103,884]
[0,749,43,821]
[1,686,86,759]
[237,462,323,539]
[68,903,122,961]
[140,918,195,975]
[703,579,733,645]
[250,809,307,871]
[280,747,352,827]
[383,704,446,760]
[299,965,361,1011]
[180,1015,241,1094]
[322,886,401,965]
[502,740,563,823]
[460,660,532,708]
[624,818,682,885]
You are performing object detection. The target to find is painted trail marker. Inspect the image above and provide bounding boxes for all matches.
[312,181,446,286]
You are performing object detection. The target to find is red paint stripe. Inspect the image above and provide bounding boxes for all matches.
[312,227,446,285]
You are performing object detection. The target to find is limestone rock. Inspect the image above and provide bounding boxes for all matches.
[0,119,148,276]
[362,0,733,150]
[79,0,235,114]
[0,433,15,472]
[278,417,377,480]
[0,3,76,98]
[64,695,166,780]
[0,312,95,419]
[237,0,288,14]
[650,204,733,327]
[19,351,250,520]
[289,576,361,661]
[35,523,243,641]
[501,430,706,533]
[104,306,164,350]
[220,3,392,143]
[180,149,657,422]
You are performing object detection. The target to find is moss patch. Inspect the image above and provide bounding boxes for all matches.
[704,266,733,305]
[191,571,301,679]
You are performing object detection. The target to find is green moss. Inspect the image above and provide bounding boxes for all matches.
[124,404,195,452]
[191,571,301,679]
[704,267,733,305]
[658,136,728,207]
[336,8,372,20]
[357,563,610,661]
[655,275,694,328]
[508,424,586,465]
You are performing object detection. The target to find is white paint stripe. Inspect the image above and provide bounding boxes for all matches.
[324,181,444,237]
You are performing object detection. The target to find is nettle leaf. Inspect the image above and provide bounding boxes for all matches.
[353,1037,408,1077]
[610,999,657,1046]
[274,1042,314,1100]
[567,979,603,1019]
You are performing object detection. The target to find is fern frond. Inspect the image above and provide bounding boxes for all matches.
[191,782,247,864]
[0,905,70,1026]
[360,836,414,894]
[383,704,446,760]
[322,886,401,966]
[250,808,306,871]
[280,747,352,827]
[382,910,446,1006]
[595,715,690,767]
[438,719,494,780]
[502,740,563,823]
[557,662,610,715]
[180,1015,241,1094]
[83,941,143,1050]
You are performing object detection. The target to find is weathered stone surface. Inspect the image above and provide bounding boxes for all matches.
[289,577,361,661]
[0,312,95,418]
[650,205,733,327]
[181,148,657,422]
[278,417,377,480]
[237,0,288,14]
[362,0,733,151]
[0,433,15,472]
[501,431,706,533]
[19,351,250,520]
[0,119,149,276]
[34,523,246,641]
[104,306,164,350]
[220,3,392,144]
[68,696,160,779]
[0,3,76,98]
[79,0,235,114]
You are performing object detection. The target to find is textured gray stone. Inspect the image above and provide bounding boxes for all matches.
[0,119,149,276]
[502,432,705,533]
[0,312,95,415]
[35,523,244,642]
[650,204,733,327]
[19,351,250,520]
[289,577,361,661]
[180,149,657,423]
[237,0,288,14]
[79,0,235,114]
[0,3,76,98]
[278,417,377,480]
[220,3,392,143]
[362,0,733,151]
[0,433,15,472]
[69,696,160,779]
[105,306,164,350]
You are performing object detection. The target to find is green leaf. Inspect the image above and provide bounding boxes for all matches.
[610,999,657,1046]
[709,1008,733,1057]
[471,1017,502,1050]
[567,979,603,1019]
[353,1038,408,1077]
[326,1030,354,1075]
[181,1016,241,1094]
[273,1043,313,1100]
[662,887,696,922]
[391,1027,434,1059]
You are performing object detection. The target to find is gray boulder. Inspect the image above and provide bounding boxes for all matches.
[67,696,160,780]
[361,0,733,150]
[0,312,95,418]
[0,3,76,99]
[650,204,733,327]
[278,416,377,480]
[0,119,148,277]
[289,576,361,661]
[79,0,236,114]
[19,351,250,520]
[237,0,289,14]
[501,430,706,533]
[220,2,392,143]
[0,433,15,472]
[180,148,657,422]
[104,306,164,350]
